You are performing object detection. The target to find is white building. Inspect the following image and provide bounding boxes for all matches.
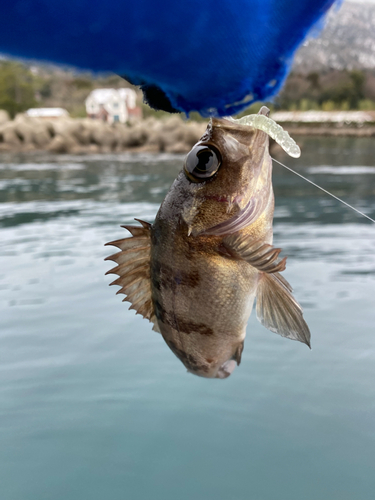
[85,88,139,124]
[26,108,69,119]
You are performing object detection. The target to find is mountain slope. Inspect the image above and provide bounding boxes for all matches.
[293,1,375,72]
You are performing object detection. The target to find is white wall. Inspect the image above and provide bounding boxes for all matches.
[85,88,137,123]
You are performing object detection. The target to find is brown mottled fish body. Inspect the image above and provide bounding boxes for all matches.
[106,107,310,379]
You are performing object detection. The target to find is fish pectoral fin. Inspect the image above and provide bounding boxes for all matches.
[256,272,311,348]
[105,219,159,331]
[221,235,287,273]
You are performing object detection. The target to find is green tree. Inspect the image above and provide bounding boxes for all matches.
[319,70,365,110]
[0,61,36,117]
[349,70,365,106]
[307,71,320,89]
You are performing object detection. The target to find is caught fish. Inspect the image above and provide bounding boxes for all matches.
[106,106,310,379]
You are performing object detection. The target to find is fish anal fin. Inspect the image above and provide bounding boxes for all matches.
[256,272,311,348]
[222,234,287,274]
[106,219,157,329]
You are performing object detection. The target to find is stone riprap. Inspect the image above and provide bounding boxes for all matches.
[0,114,207,154]
[2,111,375,155]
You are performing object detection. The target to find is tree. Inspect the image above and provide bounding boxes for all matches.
[0,61,36,117]
[306,71,320,89]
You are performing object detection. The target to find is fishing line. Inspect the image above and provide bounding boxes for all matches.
[271,157,375,224]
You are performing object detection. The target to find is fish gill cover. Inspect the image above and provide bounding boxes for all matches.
[0,0,338,115]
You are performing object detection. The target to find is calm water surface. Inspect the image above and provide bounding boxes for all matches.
[0,136,375,500]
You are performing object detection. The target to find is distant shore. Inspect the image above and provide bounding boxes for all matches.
[272,110,375,137]
[284,126,375,137]
[1,112,375,155]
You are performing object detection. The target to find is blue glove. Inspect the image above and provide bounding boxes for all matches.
[0,0,338,116]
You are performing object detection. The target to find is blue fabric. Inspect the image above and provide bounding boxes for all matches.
[0,0,338,116]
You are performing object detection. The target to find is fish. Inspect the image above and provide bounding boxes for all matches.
[105,106,310,379]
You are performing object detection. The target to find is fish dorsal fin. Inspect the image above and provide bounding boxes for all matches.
[222,234,287,273]
[256,273,311,347]
[105,219,160,332]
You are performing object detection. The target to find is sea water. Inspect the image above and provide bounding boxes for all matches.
[0,136,374,500]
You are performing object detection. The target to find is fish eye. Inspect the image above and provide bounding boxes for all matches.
[184,145,221,181]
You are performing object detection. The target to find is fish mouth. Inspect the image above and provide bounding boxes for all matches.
[215,359,237,379]
[187,358,238,379]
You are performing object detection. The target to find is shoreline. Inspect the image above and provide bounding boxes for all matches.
[284,126,375,137]
[0,115,207,155]
[1,114,375,156]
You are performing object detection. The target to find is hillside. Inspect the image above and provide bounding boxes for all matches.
[293,1,375,72]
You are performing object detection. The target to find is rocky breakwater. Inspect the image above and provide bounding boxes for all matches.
[0,113,207,154]
[271,111,375,136]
